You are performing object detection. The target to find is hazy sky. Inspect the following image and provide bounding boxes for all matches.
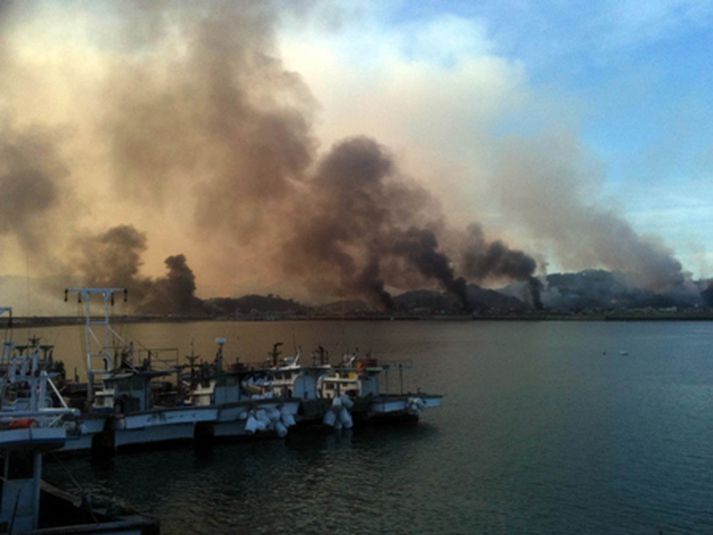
[279,0,713,276]
[1,0,712,310]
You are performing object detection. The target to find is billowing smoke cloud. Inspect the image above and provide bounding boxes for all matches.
[491,133,685,292]
[138,255,203,314]
[76,225,203,314]
[283,136,451,308]
[458,223,541,307]
[460,223,536,281]
[392,227,470,310]
[0,1,545,312]
[77,225,146,287]
[0,1,689,315]
[283,136,485,310]
[103,1,315,244]
[0,119,68,266]
[94,3,538,310]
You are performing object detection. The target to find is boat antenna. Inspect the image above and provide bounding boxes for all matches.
[292,333,298,355]
[0,307,13,366]
[25,249,30,311]
[317,344,327,365]
[270,342,283,367]
[25,248,32,342]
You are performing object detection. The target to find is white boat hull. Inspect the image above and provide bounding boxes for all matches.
[0,427,66,449]
[368,394,442,418]
[114,407,217,449]
[54,400,302,453]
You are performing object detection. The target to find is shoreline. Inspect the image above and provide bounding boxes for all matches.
[5,312,713,329]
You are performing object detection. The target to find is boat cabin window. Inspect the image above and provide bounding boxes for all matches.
[112,376,146,392]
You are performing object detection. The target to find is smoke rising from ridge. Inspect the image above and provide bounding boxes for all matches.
[282,136,530,310]
[491,133,685,292]
[392,227,471,310]
[283,136,459,308]
[93,3,548,310]
[76,225,202,314]
[458,223,541,307]
[0,1,691,314]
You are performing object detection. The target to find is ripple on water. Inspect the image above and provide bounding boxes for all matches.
[38,320,713,534]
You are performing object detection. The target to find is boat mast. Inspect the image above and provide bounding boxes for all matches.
[64,287,127,402]
[0,307,12,367]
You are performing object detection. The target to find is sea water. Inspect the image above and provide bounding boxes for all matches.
[38,320,713,534]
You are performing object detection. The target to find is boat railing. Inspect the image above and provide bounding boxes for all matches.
[374,359,414,395]
[0,368,79,428]
[378,359,414,369]
[135,346,180,373]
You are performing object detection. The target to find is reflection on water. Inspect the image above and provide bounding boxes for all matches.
[38,320,713,533]
[48,426,440,534]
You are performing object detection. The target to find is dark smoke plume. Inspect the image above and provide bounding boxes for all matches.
[94,4,502,310]
[528,277,544,310]
[0,1,547,313]
[459,223,542,308]
[78,225,146,287]
[137,255,204,314]
[282,137,415,307]
[0,120,67,263]
[392,227,470,311]
[104,1,315,244]
[356,259,393,311]
[283,136,477,309]
[492,134,686,292]
[701,281,713,307]
[460,223,536,281]
[77,225,203,314]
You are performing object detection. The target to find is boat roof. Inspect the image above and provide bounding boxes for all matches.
[103,369,172,382]
[333,366,383,373]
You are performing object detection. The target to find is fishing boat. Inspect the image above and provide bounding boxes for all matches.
[319,352,442,426]
[56,288,217,453]
[63,288,299,453]
[261,344,442,429]
[0,307,103,454]
[0,347,159,534]
[185,338,299,441]
[260,343,333,424]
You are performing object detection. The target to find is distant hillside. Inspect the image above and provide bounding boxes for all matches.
[393,285,526,314]
[108,268,713,318]
[204,294,310,317]
[467,285,529,312]
[540,270,705,311]
[315,300,375,316]
[4,268,713,318]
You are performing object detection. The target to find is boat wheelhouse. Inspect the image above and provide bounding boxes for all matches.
[319,354,442,424]
[0,350,158,534]
[260,343,334,424]
[185,339,299,440]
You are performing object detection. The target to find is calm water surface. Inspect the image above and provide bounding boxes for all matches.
[35,320,713,534]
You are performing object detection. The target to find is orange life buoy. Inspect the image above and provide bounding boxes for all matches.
[8,418,37,429]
